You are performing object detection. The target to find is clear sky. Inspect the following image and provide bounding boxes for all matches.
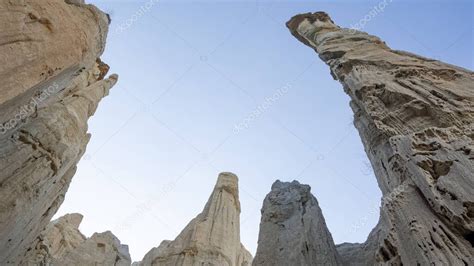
[55,0,473,261]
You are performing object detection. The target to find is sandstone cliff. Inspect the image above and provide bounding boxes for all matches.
[137,173,253,266]
[23,213,131,265]
[253,181,341,266]
[286,11,474,265]
[0,0,116,263]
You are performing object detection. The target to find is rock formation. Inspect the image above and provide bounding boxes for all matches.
[253,181,341,266]
[0,0,116,263]
[137,172,253,266]
[286,11,474,265]
[23,213,131,265]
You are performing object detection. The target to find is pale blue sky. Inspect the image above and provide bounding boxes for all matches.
[55,0,473,261]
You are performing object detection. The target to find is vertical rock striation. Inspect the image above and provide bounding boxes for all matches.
[287,11,474,265]
[0,0,116,263]
[253,181,341,266]
[137,172,253,266]
[23,213,131,265]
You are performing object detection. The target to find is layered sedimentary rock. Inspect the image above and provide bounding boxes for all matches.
[0,0,116,263]
[253,181,341,266]
[137,172,253,266]
[286,11,474,265]
[23,213,131,265]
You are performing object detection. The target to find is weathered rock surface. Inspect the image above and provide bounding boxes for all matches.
[23,213,131,265]
[287,11,474,265]
[253,180,341,266]
[0,0,116,263]
[137,172,253,266]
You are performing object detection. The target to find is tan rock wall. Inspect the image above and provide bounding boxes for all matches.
[0,1,116,263]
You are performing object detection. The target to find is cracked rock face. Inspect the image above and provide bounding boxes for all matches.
[137,173,253,266]
[253,181,341,266]
[23,213,131,266]
[287,11,474,265]
[0,0,116,263]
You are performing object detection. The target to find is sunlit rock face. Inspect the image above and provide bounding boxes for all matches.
[287,11,474,265]
[137,173,253,266]
[23,213,131,266]
[253,180,342,266]
[0,0,116,263]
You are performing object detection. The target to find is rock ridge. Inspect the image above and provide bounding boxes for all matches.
[23,213,131,265]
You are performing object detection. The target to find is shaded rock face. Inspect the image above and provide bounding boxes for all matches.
[287,11,474,265]
[23,213,131,266]
[0,0,116,263]
[138,173,253,266]
[253,181,341,266]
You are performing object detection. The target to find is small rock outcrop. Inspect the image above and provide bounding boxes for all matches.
[286,11,474,265]
[23,213,131,265]
[253,181,341,266]
[137,172,253,266]
[0,0,116,263]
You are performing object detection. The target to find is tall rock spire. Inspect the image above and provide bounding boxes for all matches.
[138,172,253,266]
[253,181,341,266]
[287,11,474,265]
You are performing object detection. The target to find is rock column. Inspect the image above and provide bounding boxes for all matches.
[286,12,474,265]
